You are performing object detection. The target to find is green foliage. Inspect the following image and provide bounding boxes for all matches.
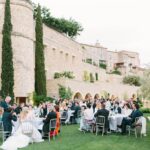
[140,69,150,100]
[83,71,90,81]
[58,84,73,100]
[33,92,54,105]
[140,108,150,113]
[33,4,83,38]
[86,58,92,64]
[35,5,47,96]
[99,63,107,69]
[90,73,94,83]
[1,0,14,99]
[123,75,141,86]
[54,71,75,79]
[111,70,121,75]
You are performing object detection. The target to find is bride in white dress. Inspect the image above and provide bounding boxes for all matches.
[0,108,44,150]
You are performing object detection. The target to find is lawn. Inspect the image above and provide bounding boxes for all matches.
[22,115,150,150]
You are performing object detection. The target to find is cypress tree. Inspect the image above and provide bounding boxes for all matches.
[1,0,14,99]
[35,5,47,96]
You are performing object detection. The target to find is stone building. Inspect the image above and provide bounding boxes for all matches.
[0,0,143,103]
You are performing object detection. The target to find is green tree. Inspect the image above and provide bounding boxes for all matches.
[1,0,14,99]
[58,84,73,100]
[123,75,141,86]
[33,4,83,38]
[35,5,47,96]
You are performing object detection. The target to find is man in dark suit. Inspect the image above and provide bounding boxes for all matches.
[121,103,143,134]
[0,96,11,111]
[114,101,122,114]
[43,106,57,133]
[73,102,81,123]
[94,102,109,133]
[2,107,17,133]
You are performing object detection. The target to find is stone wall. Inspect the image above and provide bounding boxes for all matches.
[0,0,35,97]
[47,78,139,100]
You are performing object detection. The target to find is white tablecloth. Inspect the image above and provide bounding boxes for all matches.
[109,114,126,131]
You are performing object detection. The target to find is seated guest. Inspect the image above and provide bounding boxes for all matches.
[114,102,122,114]
[0,96,11,111]
[94,102,109,134]
[84,104,94,121]
[121,103,143,134]
[42,106,57,133]
[122,103,132,116]
[2,107,17,133]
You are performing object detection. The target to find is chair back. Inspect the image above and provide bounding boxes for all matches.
[61,111,68,119]
[135,117,140,123]
[96,116,105,126]
[49,119,57,131]
[21,122,33,134]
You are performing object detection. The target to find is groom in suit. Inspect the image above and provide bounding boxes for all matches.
[121,103,143,134]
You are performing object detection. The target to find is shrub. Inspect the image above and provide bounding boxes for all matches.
[63,71,75,79]
[33,92,54,105]
[140,108,150,113]
[111,70,121,75]
[54,71,75,79]
[99,63,107,69]
[58,84,73,99]
[123,75,141,86]
[54,72,62,79]
[86,58,92,64]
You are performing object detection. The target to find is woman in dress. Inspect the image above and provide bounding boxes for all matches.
[54,105,60,135]
[0,109,43,150]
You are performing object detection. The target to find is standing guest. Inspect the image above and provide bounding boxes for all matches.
[0,96,12,111]
[94,102,109,134]
[0,107,4,121]
[73,102,81,123]
[42,106,57,133]
[54,105,60,135]
[2,107,17,133]
[41,102,47,117]
[121,103,143,134]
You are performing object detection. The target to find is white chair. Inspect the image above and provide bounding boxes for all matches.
[95,116,105,136]
[42,119,57,142]
[60,111,68,125]
[127,117,142,138]
[0,121,11,142]
[21,122,34,143]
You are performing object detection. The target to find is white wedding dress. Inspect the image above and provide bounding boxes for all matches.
[0,120,44,150]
